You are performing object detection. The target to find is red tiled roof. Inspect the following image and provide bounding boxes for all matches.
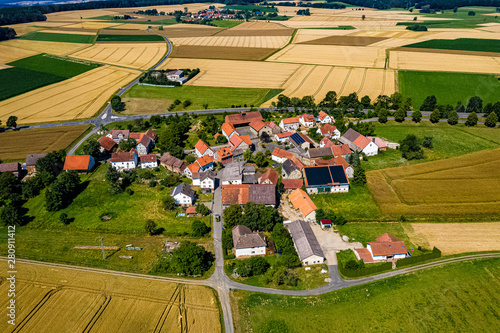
[129,132,141,140]
[110,129,129,140]
[266,121,277,129]
[222,122,237,136]
[64,155,91,171]
[368,241,408,256]
[282,117,299,125]
[376,233,399,243]
[320,219,333,225]
[225,111,263,125]
[276,132,291,139]
[291,156,305,171]
[98,136,116,151]
[355,248,374,262]
[282,179,303,190]
[318,111,329,121]
[298,133,315,145]
[315,156,351,169]
[221,184,249,205]
[319,124,337,136]
[140,154,157,163]
[353,135,371,149]
[187,162,201,174]
[300,114,315,122]
[195,139,210,155]
[320,137,335,147]
[249,120,266,131]
[272,147,294,160]
[240,135,252,145]
[215,147,232,160]
[289,189,317,217]
[186,206,197,214]
[260,168,279,185]
[331,144,351,156]
[196,154,213,167]
[111,150,136,163]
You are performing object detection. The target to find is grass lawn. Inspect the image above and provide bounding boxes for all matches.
[363,121,500,171]
[399,71,500,108]
[124,85,282,111]
[403,38,500,53]
[20,31,95,43]
[96,34,165,42]
[310,186,382,221]
[231,258,500,332]
[210,20,244,28]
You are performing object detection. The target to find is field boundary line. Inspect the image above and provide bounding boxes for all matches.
[11,288,61,333]
[312,66,334,98]
[153,285,181,333]
[338,67,353,96]
[356,68,368,95]
[83,294,112,333]
[287,65,316,97]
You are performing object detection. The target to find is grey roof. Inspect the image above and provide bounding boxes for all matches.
[308,147,333,159]
[242,174,257,184]
[342,128,361,143]
[287,147,307,158]
[26,153,46,166]
[249,184,275,205]
[0,162,21,173]
[171,182,195,198]
[242,165,255,175]
[287,220,325,261]
[200,170,215,181]
[232,225,266,249]
[282,159,298,176]
[222,163,243,182]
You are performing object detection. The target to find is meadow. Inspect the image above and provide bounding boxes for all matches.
[124,85,282,111]
[403,38,500,53]
[20,31,95,43]
[399,70,500,107]
[0,125,90,161]
[8,53,100,78]
[232,258,500,333]
[0,67,65,101]
[96,34,165,42]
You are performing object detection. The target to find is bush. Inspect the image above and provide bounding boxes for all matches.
[149,180,157,187]
[125,188,134,195]
[397,247,441,267]
[338,261,392,278]
[191,220,210,237]
[59,213,70,225]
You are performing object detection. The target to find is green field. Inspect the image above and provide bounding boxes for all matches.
[232,258,500,332]
[399,71,500,108]
[124,85,282,111]
[310,186,381,221]
[364,121,500,171]
[338,222,416,248]
[0,67,65,101]
[225,5,277,12]
[20,31,95,43]
[403,38,500,53]
[210,20,244,28]
[8,54,99,78]
[90,15,177,25]
[96,34,165,42]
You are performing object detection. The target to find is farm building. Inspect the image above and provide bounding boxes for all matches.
[299,114,316,128]
[98,136,116,153]
[194,139,214,158]
[320,137,335,148]
[315,156,354,178]
[271,147,295,164]
[340,129,378,156]
[290,133,314,149]
[279,117,300,131]
[221,184,276,207]
[63,155,95,173]
[289,189,317,222]
[308,147,333,159]
[259,168,279,185]
[229,134,253,152]
[282,179,303,191]
[200,170,215,192]
[171,183,195,206]
[160,152,186,174]
[275,132,292,142]
[140,154,158,169]
[0,162,22,178]
[225,111,263,127]
[317,111,333,124]
[232,225,267,258]
[214,147,233,165]
[184,162,201,179]
[282,159,302,179]
[266,121,281,134]
[186,206,197,216]
[303,165,349,194]
[111,150,138,171]
[287,220,325,266]
[317,124,340,139]
[222,163,244,185]
[249,120,272,137]
[222,122,239,139]
[354,233,409,262]
[25,153,46,174]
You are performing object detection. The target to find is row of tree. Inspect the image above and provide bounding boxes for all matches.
[223,202,283,232]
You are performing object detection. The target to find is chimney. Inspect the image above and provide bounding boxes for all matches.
[241,112,246,116]
[372,138,375,142]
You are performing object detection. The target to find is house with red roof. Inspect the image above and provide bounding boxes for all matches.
[229,135,252,152]
[63,155,96,173]
[195,154,214,172]
[98,136,116,153]
[140,154,158,169]
[265,121,281,134]
[320,137,335,148]
[107,129,130,143]
[340,129,378,156]
[194,139,214,158]
[354,233,409,262]
[184,162,201,179]
[367,136,388,151]
[271,147,295,164]
[317,123,340,139]
[259,168,279,185]
[249,120,272,137]
[299,114,316,128]
[279,117,300,131]
[222,122,238,140]
[331,144,352,159]
[282,179,303,191]
[274,132,291,142]
[111,150,138,171]
[317,111,333,124]
[214,147,233,165]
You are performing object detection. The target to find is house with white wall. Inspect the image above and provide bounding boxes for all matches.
[340,129,378,156]
[317,111,333,124]
[299,114,316,128]
[279,117,300,131]
[232,225,267,258]
[171,183,195,206]
[140,154,158,169]
[194,140,214,158]
[111,150,138,171]
[354,233,409,262]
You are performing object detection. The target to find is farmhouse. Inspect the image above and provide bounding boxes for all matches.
[25,153,46,174]
[354,233,409,262]
[282,179,303,191]
[221,184,276,207]
[200,170,215,192]
[315,156,354,178]
[194,139,214,158]
[171,182,195,206]
[290,133,314,149]
[317,124,340,139]
[287,220,325,266]
[282,159,302,179]
[249,120,272,137]
[140,154,158,169]
[63,155,95,173]
[229,135,253,151]
[196,154,214,172]
[166,69,187,84]
[271,147,295,164]
[98,136,116,153]
[0,162,22,178]
[279,117,300,131]
[265,121,281,134]
[303,165,349,194]
[232,225,267,258]
[214,147,233,165]
[225,111,263,127]
[308,147,333,159]
[331,144,351,159]
[317,111,333,124]
[135,132,155,155]
[320,137,335,148]
[160,152,186,174]
[184,162,201,179]
[289,189,317,222]
[259,168,279,185]
[275,132,291,142]
[340,129,378,156]
[222,122,239,139]
[299,114,316,128]
[111,150,138,171]
[107,129,130,143]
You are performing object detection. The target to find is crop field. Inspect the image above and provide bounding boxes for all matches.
[125,85,281,111]
[0,68,65,102]
[0,261,222,333]
[5,23,47,36]
[170,45,277,60]
[70,42,166,69]
[403,38,500,53]
[62,21,122,29]
[299,35,388,46]
[292,28,358,43]
[267,44,387,68]
[389,50,500,74]
[367,148,500,220]
[0,125,89,161]
[399,71,500,107]
[232,258,500,333]
[44,28,98,35]
[0,43,39,63]
[0,66,139,124]
[0,39,90,57]
[169,35,290,48]
[159,58,300,88]
[8,53,100,78]
[20,31,95,43]
[154,25,222,38]
[216,21,294,36]
[96,34,165,42]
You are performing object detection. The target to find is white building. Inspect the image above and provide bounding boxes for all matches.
[287,220,325,266]
[200,171,215,192]
[299,114,316,128]
[317,111,333,124]
[194,139,214,158]
[171,183,195,206]
[340,129,378,156]
[279,117,300,132]
[354,233,409,262]
[110,150,138,171]
[274,132,291,142]
[140,154,158,169]
[317,124,340,140]
[222,123,238,140]
[232,225,267,258]
[271,147,295,164]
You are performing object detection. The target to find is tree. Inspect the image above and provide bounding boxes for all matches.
[351,165,367,186]
[400,134,424,160]
[171,241,211,276]
[0,204,24,226]
[430,109,440,124]
[360,95,371,108]
[378,108,388,123]
[195,203,209,216]
[394,108,406,123]
[110,95,123,111]
[145,219,157,235]
[411,110,422,123]
[253,151,266,167]
[216,135,228,144]
[420,95,437,111]
[244,149,253,162]
[422,136,433,149]
[45,170,81,211]
[59,213,70,225]
[260,132,271,143]
[465,112,478,127]
[82,139,100,157]
[484,111,498,128]
[223,204,243,229]
[447,110,459,125]
[0,27,16,41]
[0,172,21,202]
[276,178,285,194]
[183,100,192,108]
[466,96,482,113]
[192,220,210,237]
[185,154,196,165]
[118,138,136,151]
[162,196,176,211]
[468,10,476,16]
[221,229,234,251]
[6,116,17,129]
[105,164,122,194]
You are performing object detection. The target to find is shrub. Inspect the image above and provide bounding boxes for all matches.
[191,220,210,237]
[397,247,441,267]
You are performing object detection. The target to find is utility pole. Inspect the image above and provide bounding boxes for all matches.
[97,237,106,259]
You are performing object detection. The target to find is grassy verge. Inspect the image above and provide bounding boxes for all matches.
[232,258,500,332]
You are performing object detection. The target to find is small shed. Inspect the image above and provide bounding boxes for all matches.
[186,206,197,216]
[320,219,333,229]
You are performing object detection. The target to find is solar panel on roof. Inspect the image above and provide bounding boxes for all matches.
[291,133,305,145]
[329,165,348,184]
[304,167,331,186]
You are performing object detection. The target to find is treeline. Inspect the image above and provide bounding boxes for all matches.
[139,68,199,86]
[0,0,261,25]
[266,1,347,9]
[0,27,16,40]
[339,0,500,10]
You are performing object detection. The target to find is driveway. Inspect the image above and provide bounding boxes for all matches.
[310,223,362,265]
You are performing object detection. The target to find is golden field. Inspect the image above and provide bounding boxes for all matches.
[0,66,139,124]
[0,125,90,161]
[70,42,167,70]
[367,149,500,220]
[0,261,221,333]
[170,35,290,48]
